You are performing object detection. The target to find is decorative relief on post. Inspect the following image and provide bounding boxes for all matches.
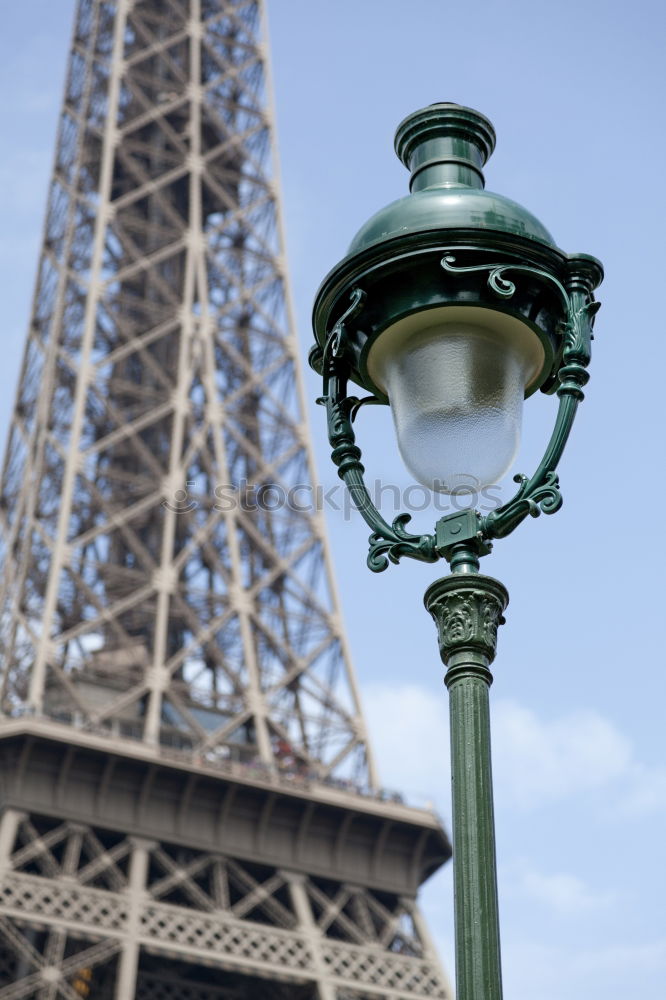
[424,574,509,668]
[439,595,475,645]
[480,596,504,652]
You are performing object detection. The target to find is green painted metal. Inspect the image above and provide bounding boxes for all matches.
[310,101,603,574]
[394,103,496,193]
[310,102,604,999]
[425,569,508,1000]
[311,251,601,572]
[347,104,555,254]
[313,290,438,572]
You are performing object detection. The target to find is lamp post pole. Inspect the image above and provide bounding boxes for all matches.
[425,553,508,1000]
[311,102,602,998]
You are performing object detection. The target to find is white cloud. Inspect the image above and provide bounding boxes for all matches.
[502,860,614,915]
[362,683,666,818]
[492,698,666,815]
[362,682,450,813]
[491,699,632,806]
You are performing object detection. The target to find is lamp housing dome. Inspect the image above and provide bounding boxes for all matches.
[311,103,603,492]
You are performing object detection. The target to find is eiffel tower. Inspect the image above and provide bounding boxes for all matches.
[0,1,451,997]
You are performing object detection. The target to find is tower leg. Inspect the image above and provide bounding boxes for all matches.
[115,838,153,1000]
[286,872,337,1000]
[0,809,24,874]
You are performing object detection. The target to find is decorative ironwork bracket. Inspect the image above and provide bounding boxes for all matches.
[313,289,438,573]
[313,253,600,572]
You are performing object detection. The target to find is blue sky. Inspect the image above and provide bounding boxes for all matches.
[2,1,666,997]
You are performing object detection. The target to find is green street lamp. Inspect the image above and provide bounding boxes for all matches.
[310,103,603,1000]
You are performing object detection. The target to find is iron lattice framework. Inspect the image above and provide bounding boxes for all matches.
[0,0,372,784]
[0,1,451,997]
[0,808,447,1000]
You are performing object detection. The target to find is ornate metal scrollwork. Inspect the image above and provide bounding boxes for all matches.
[316,288,438,573]
[367,513,438,573]
[441,253,569,309]
[313,255,600,571]
[441,254,599,544]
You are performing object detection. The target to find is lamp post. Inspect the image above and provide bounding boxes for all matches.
[310,103,603,1000]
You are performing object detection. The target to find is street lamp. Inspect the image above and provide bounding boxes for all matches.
[310,103,603,1000]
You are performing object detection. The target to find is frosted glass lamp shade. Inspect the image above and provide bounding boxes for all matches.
[367,307,545,494]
